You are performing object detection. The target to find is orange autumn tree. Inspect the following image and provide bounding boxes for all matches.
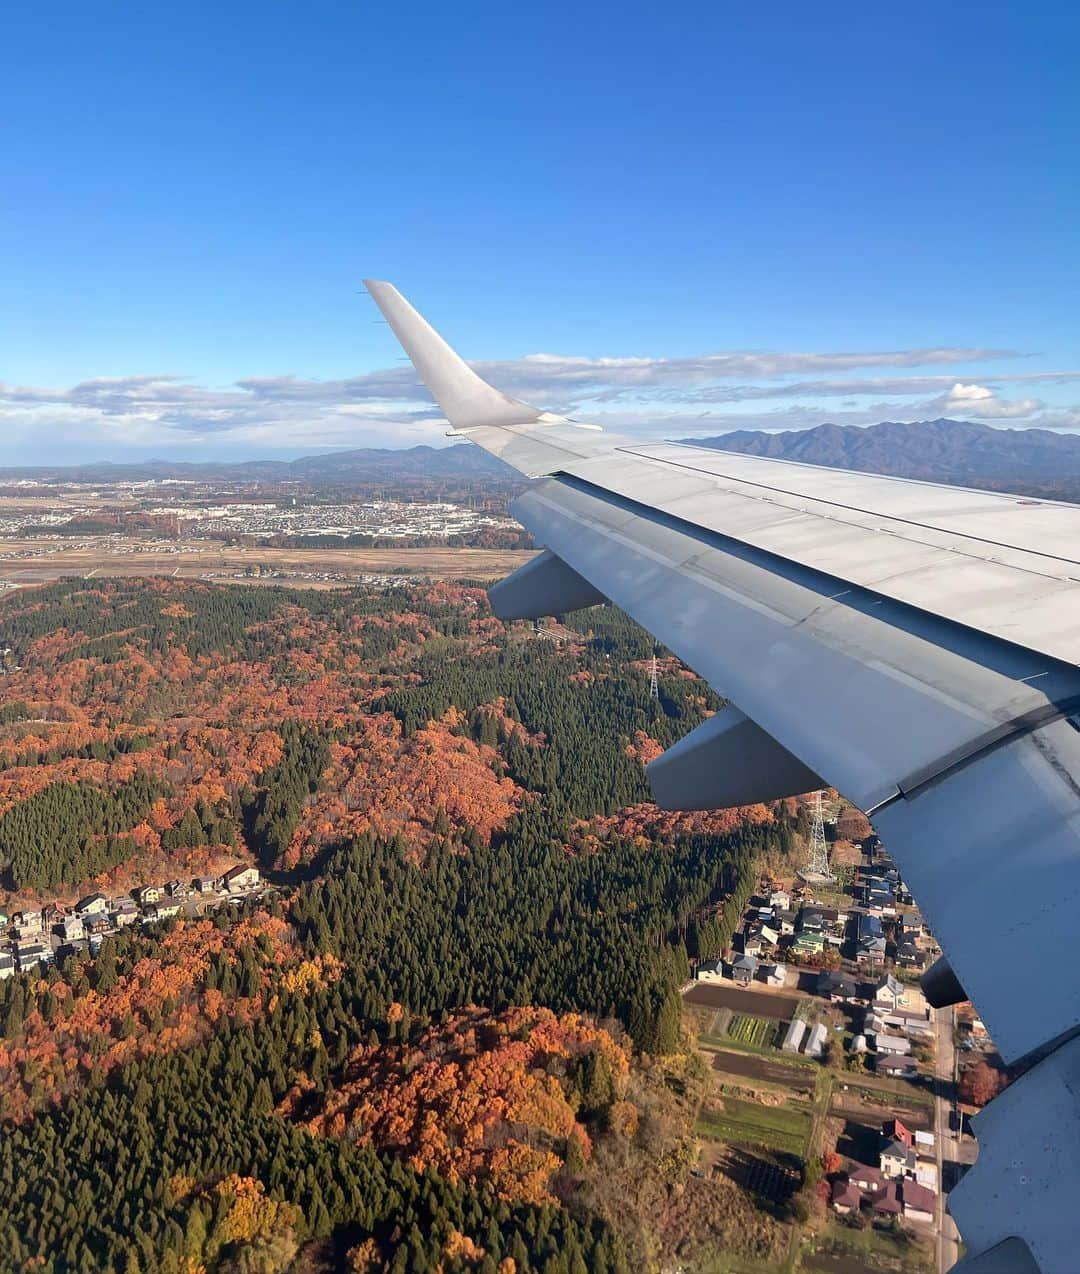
[283,709,524,867]
[291,1006,632,1203]
[0,914,337,1122]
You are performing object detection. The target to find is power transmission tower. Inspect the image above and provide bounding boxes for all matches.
[804,790,832,878]
[649,651,660,700]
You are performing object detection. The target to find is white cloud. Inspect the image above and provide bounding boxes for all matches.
[2,344,1079,461]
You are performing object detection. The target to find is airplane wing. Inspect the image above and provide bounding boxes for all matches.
[365,279,1080,1274]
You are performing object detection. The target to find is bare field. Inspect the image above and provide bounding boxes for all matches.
[684,983,800,1020]
[0,539,537,587]
[709,1049,817,1092]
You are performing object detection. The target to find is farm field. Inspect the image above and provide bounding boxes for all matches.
[684,982,800,1019]
[800,1224,935,1274]
[696,1095,814,1158]
[710,1048,818,1092]
[833,1079,934,1123]
[0,539,535,586]
[727,1013,778,1048]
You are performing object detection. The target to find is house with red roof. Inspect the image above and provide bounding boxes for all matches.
[881,1117,913,1147]
[831,1179,862,1215]
[900,1180,937,1225]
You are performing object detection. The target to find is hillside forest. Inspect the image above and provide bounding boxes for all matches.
[0,578,804,1273]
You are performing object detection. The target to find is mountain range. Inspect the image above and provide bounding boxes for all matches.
[0,445,517,486]
[4,420,1080,500]
[692,418,1080,498]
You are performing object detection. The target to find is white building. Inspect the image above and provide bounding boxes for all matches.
[221,865,260,893]
[874,1032,913,1056]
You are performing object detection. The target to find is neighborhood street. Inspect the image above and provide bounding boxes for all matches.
[934,1004,962,1272]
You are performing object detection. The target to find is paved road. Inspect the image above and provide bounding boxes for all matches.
[934,1004,963,1272]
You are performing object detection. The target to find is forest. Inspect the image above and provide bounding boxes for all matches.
[0,578,801,1272]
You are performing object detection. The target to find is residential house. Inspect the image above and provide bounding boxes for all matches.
[134,885,163,907]
[804,1021,828,1059]
[879,1139,916,1179]
[896,940,925,969]
[0,953,14,980]
[769,889,790,910]
[83,912,111,936]
[882,1118,913,1147]
[857,912,883,940]
[731,954,759,986]
[221,865,261,893]
[13,909,42,933]
[900,1180,937,1225]
[111,897,139,927]
[696,958,724,984]
[856,936,887,967]
[149,901,182,922]
[870,1182,903,1218]
[799,907,825,933]
[759,923,780,947]
[876,1054,918,1078]
[913,1129,935,1153]
[817,970,857,1002]
[848,1164,883,1193]
[0,909,9,929]
[74,893,109,918]
[792,930,825,957]
[57,915,85,943]
[782,1018,807,1053]
[741,927,763,957]
[193,876,218,893]
[874,1033,912,1057]
[774,908,797,936]
[759,962,787,988]
[165,878,192,898]
[874,974,906,1012]
[831,1179,861,1215]
[868,1011,933,1042]
[15,941,52,971]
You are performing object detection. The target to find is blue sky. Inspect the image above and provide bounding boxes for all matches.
[2,1,1078,462]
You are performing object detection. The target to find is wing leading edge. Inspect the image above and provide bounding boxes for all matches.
[366,279,1080,1274]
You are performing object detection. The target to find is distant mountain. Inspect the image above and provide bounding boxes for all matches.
[689,419,1080,498]
[0,444,517,485]
[7,422,1080,500]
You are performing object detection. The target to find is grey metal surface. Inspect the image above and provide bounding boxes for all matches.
[487,549,606,620]
[952,1238,1042,1274]
[646,706,823,810]
[949,1035,1080,1273]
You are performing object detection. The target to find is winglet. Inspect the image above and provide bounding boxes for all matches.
[363,280,544,431]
